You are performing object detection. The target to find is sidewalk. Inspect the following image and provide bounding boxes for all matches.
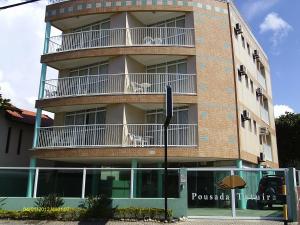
[0,220,296,225]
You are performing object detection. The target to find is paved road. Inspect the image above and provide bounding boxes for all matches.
[0,220,296,225]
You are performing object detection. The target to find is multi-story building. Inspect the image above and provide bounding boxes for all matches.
[32,0,278,170]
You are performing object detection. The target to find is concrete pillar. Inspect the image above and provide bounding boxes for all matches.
[179,168,188,217]
[236,159,246,209]
[33,22,51,148]
[287,168,298,222]
[91,166,99,195]
[26,158,36,197]
[157,163,163,197]
[131,159,138,197]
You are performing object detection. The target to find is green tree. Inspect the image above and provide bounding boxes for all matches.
[275,112,300,167]
[0,93,11,110]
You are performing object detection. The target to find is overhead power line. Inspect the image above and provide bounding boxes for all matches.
[0,0,41,10]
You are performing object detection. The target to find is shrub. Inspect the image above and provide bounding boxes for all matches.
[114,207,172,221]
[0,207,172,221]
[79,195,115,219]
[22,207,85,221]
[0,197,6,209]
[34,194,64,209]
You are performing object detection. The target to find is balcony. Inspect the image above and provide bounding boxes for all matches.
[257,71,266,90]
[36,124,197,148]
[48,27,195,54]
[43,73,196,99]
[260,106,270,125]
[263,144,272,161]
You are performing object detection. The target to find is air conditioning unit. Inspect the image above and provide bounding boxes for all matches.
[258,152,266,162]
[253,50,260,60]
[256,88,263,97]
[234,23,243,35]
[239,65,247,76]
[242,110,251,121]
[260,127,270,135]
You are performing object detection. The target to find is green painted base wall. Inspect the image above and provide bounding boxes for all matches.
[2,197,187,218]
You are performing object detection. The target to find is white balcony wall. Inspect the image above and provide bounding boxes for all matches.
[257,71,266,90]
[36,124,197,148]
[263,144,272,161]
[260,106,270,125]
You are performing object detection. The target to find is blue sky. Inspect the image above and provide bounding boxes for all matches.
[234,0,300,116]
[0,0,298,117]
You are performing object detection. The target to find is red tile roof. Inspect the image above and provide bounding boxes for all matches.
[5,109,53,127]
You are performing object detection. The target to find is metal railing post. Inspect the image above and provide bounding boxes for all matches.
[81,168,86,199]
[230,169,236,218]
[33,168,39,198]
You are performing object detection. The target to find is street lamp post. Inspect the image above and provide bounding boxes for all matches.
[164,85,173,221]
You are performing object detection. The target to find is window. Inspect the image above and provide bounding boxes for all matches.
[250,80,254,93]
[146,107,188,124]
[248,120,252,132]
[247,43,250,55]
[245,75,249,88]
[17,129,23,155]
[65,108,106,126]
[72,19,111,48]
[147,59,187,74]
[241,116,245,128]
[5,127,11,154]
[241,35,245,48]
[253,120,257,135]
[70,62,109,77]
[149,16,185,28]
[74,19,110,32]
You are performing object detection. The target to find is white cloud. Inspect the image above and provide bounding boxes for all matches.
[274,104,294,118]
[241,0,279,21]
[259,12,292,47]
[0,1,54,112]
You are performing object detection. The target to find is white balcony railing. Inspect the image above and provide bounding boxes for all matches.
[260,106,270,125]
[257,72,266,90]
[36,124,198,148]
[263,144,272,161]
[43,73,196,98]
[48,27,195,53]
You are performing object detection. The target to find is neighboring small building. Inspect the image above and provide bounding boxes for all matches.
[0,108,53,167]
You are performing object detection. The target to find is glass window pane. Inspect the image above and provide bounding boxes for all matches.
[99,64,108,74]
[86,112,96,124]
[167,21,175,27]
[176,19,185,28]
[75,114,85,125]
[89,66,98,75]
[187,171,232,217]
[134,170,179,198]
[101,21,110,29]
[85,170,130,198]
[92,24,100,30]
[147,68,156,74]
[96,111,106,124]
[65,115,75,125]
[234,170,285,219]
[167,65,177,73]
[0,169,34,197]
[37,169,82,197]
[70,70,78,77]
[79,68,88,76]
[178,63,187,74]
